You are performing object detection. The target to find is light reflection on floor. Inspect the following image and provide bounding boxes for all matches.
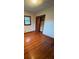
[26,37,31,43]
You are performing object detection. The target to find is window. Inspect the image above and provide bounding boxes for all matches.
[24,16,31,25]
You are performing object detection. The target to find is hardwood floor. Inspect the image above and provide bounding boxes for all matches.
[24,32,54,59]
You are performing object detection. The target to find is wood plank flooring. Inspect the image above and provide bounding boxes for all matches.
[24,32,54,59]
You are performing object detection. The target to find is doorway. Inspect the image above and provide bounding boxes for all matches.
[36,15,45,33]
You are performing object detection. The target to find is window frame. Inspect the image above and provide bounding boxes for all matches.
[24,16,31,26]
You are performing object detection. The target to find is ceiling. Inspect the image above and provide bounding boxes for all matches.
[24,0,54,13]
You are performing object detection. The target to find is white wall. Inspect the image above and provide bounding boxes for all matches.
[24,11,35,32]
[36,7,54,38]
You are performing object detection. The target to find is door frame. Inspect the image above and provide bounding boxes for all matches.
[35,15,45,33]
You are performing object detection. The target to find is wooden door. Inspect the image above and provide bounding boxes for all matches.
[36,16,41,32]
